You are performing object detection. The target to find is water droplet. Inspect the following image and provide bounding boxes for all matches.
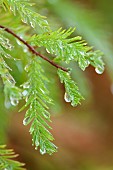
[35,147,38,150]
[80,51,85,56]
[23,117,30,125]
[71,102,77,107]
[10,6,15,14]
[4,97,11,109]
[64,92,71,102]
[95,67,104,74]
[7,78,15,85]
[10,96,19,106]
[16,39,22,46]
[35,140,39,146]
[59,42,63,50]
[29,126,34,134]
[30,105,32,109]
[5,54,12,58]
[5,73,15,85]
[25,96,28,102]
[40,148,46,155]
[40,88,45,94]
[22,82,30,89]
[86,60,90,65]
[6,42,13,50]
[24,64,30,72]
[46,48,50,53]
[23,47,28,53]
[30,21,35,28]
[66,72,70,76]
[22,90,28,96]
[22,17,27,23]
[53,145,58,149]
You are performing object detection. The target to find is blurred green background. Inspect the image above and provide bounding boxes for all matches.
[1,0,113,169]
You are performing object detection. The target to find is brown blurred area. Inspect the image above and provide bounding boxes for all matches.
[6,0,113,169]
[7,66,113,170]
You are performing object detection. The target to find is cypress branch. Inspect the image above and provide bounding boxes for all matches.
[0,25,68,72]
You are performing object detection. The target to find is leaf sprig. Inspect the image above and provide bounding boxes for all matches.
[57,69,84,106]
[0,32,22,108]
[30,28,104,72]
[20,57,57,155]
[6,0,51,32]
[0,145,25,170]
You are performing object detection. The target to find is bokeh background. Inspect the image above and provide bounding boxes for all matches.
[1,0,113,169]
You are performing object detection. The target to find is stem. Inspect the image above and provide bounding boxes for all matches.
[0,25,68,72]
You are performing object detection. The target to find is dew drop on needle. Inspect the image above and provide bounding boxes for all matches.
[40,148,46,155]
[10,96,19,106]
[64,92,71,102]
[95,67,104,74]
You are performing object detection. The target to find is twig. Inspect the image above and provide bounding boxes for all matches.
[0,25,68,72]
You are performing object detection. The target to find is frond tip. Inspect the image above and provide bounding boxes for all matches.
[57,69,84,106]
[31,28,104,73]
[20,57,57,155]
[0,145,25,170]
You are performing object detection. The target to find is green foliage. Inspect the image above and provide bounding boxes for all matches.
[0,31,22,108]
[5,0,50,33]
[0,32,12,58]
[20,57,57,155]
[57,69,84,106]
[30,28,104,72]
[0,145,25,170]
[0,0,105,168]
[47,0,113,78]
